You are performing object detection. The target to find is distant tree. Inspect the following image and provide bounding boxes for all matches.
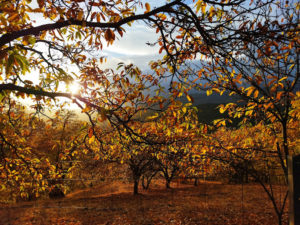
[38,110,86,198]
[156,144,187,189]
[151,103,200,189]
[127,145,155,195]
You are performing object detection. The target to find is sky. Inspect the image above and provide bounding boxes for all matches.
[100,22,161,71]
[100,0,194,70]
[98,0,176,70]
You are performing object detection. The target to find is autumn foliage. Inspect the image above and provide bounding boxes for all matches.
[0,0,299,224]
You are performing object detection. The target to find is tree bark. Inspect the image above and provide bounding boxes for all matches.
[133,178,139,195]
[194,178,198,186]
[166,179,171,189]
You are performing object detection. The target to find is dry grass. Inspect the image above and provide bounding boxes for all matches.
[0,180,288,225]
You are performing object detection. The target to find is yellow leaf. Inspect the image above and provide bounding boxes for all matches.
[167,129,171,137]
[202,3,206,14]
[219,105,226,114]
[246,87,254,97]
[209,6,214,17]
[206,89,213,96]
[147,113,159,120]
[279,76,287,82]
[231,69,235,77]
[89,135,95,144]
[186,94,193,102]
[158,13,167,20]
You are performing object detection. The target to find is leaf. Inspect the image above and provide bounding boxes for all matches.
[37,0,45,8]
[0,92,6,102]
[167,129,171,137]
[117,28,123,37]
[219,105,226,114]
[77,11,84,20]
[186,94,194,102]
[206,89,213,96]
[159,102,164,109]
[147,113,159,120]
[278,77,287,82]
[246,87,255,97]
[28,36,36,45]
[145,3,151,13]
[89,135,95,144]
[202,3,206,14]
[88,36,93,45]
[104,29,115,44]
[158,13,167,20]
[24,80,33,84]
[88,128,93,138]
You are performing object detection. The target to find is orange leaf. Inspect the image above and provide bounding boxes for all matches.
[104,29,115,43]
[88,128,93,138]
[117,28,123,37]
[145,3,151,13]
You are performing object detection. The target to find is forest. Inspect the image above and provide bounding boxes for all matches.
[0,0,299,224]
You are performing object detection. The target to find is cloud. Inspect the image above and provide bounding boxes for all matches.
[102,22,160,56]
[99,53,162,71]
[100,21,163,71]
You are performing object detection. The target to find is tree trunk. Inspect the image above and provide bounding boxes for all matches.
[133,178,139,195]
[142,175,147,189]
[194,178,198,186]
[166,179,171,189]
[276,212,283,225]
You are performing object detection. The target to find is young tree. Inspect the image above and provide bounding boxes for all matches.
[150,102,200,188]
[35,110,86,198]
[0,99,55,200]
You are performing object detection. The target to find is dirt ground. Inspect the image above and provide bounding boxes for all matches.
[0,180,288,225]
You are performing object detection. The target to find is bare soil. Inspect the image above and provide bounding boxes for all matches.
[0,180,288,225]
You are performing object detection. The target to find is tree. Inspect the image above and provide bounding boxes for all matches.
[0,99,54,200]
[36,110,86,198]
[0,102,88,200]
[150,102,200,188]
[126,144,155,195]
[149,1,299,224]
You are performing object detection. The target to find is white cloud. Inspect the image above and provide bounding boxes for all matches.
[103,22,160,56]
[99,53,162,71]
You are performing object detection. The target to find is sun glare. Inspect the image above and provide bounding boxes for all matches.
[69,82,81,95]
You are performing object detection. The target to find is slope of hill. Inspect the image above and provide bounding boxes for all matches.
[0,180,285,225]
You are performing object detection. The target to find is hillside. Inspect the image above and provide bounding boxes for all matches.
[0,180,286,225]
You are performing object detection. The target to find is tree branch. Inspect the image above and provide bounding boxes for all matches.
[0,0,181,48]
[0,83,104,112]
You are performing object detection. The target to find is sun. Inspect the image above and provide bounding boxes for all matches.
[68,82,81,95]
